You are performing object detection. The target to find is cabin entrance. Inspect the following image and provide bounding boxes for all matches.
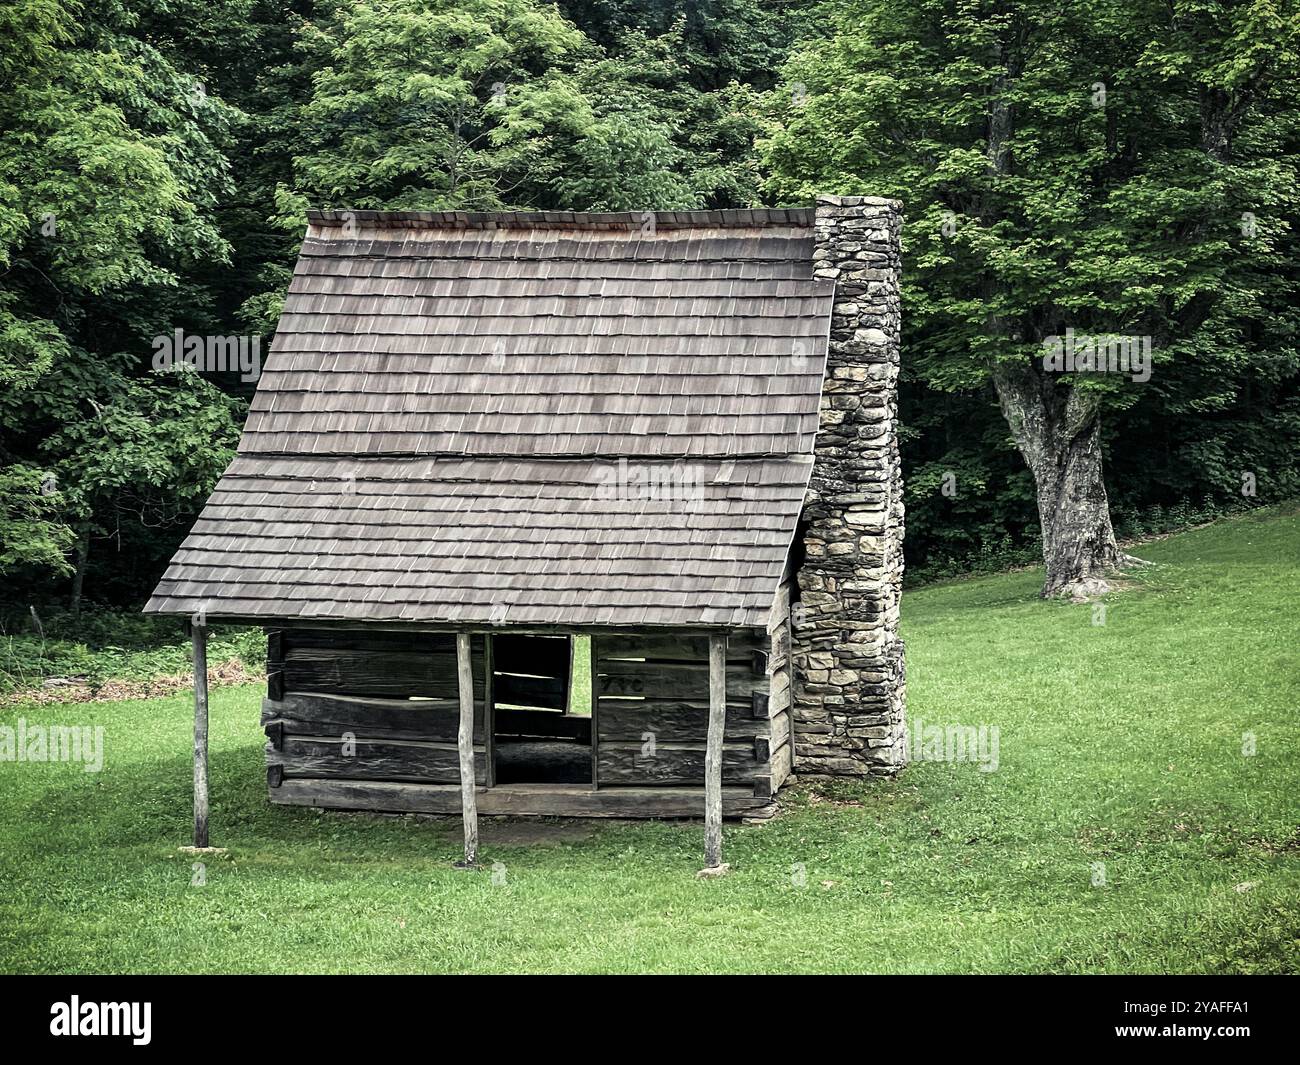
[489,635,591,785]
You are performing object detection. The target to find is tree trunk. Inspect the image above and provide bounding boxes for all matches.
[1034,417,1122,597]
[69,524,90,616]
[993,362,1126,598]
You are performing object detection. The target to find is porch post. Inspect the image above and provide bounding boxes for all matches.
[455,632,480,867]
[191,621,210,848]
[703,632,727,870]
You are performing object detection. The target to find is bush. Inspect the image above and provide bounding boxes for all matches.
[0,606,265,696]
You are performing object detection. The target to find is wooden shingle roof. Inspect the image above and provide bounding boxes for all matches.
[147,209,832,629]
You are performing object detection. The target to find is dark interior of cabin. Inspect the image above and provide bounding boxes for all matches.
[489,635,590,785]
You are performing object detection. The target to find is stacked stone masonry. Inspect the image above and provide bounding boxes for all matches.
[793,195,907,777]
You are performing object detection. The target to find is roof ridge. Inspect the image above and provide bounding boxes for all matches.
[306,208,815,231]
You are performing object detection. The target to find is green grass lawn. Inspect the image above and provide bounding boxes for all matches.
[1,507,1297,973]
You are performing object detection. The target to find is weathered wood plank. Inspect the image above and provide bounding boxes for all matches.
[456,632,479,867]
[754,737,793,799]
[261,694,483,743]
[595,662,754,699]
[590,634,599,791]
[192,623,210,848]
[269,779,777,819]
[769,668,792,715]
[283,648,485,700]
[763,710,792,757]
[594,632,762,664]
[205,618,763,638]
[597,742,758,784]
[768,575,794,779]
[269,735,486,783]
[771,733,793,791]
[265,715,475,746]
[769,619,791,671]
[704,633,727,868]
[596,699,762,742]
[285,628,456,654]
[484,633,495,788]
[266,629,285,699]
[767,579,791,638]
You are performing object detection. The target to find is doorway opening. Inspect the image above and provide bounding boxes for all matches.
[491,635,591,785]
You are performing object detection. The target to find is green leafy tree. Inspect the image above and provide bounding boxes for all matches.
[764,0,1300,596]
[287,0,594,212]
[559,27,760,209]
[0,465,74,575]
[0,0,244,606]
[552,112,698,210]
[556,0,805,91]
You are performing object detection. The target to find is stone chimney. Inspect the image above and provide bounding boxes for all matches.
[792,194,907,777]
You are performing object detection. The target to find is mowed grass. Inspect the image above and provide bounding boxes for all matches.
[1,508,1296,973]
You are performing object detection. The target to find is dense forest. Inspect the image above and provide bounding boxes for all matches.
[1,0,1297,618]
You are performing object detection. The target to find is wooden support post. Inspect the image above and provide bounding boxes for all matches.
[703,632,727,871]
[191,622,210,849]
[484,634,495,788]
[589,635,599,791]
[455,632,479,867]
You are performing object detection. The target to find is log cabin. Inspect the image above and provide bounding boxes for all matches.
[145,196,907,869]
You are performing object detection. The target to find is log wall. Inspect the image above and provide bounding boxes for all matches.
[263,629,489,788]
[262,625,788,817]
[592,630,782,797]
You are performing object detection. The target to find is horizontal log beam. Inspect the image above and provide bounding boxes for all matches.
[269,779,777,819]
[596,699,762,742]
[595,662,756,700]
[262,694,484,743]
[594,632,763,664]
[282,648,486,700]
[493,671,567,711]
[284,628,459,654]
[597,741,758,785]
[268,734,487,784]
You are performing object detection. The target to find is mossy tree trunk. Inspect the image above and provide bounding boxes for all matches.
[994,362,1125,598]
